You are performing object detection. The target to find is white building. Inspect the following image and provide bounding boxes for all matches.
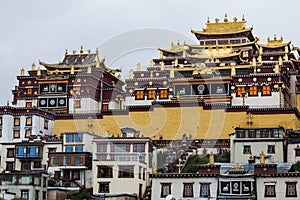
[92,130,154,198]
[230,127,286,163]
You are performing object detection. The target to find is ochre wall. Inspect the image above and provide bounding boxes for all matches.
[53,106,299,140]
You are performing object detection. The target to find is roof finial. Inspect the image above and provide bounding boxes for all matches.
[177,40,180,46]
[224,13,228,22]
[87,49,91,54]
[96,48,99,55]
[207,17,210,24]
[72,50,76,54]
[260,151,265,164]
[280,36,283,41]
[209,152,214,165]
[215,18,219,23]
[20,68,25,76]
[242,14,245,21]
[233,17,238,22]
[80,45,84,54]
[274,34,277,41]
[65,49,68,55]
[31,63,36,71]
[171,41,174,46]
[267,36,270,42]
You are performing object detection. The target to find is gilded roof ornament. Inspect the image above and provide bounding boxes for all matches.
[207,17,210,24]
[65,49,68,55]
[242,14,245,21]
[72,50,76,54]
[224,13,228,22]
[136,62,141,71]
[215,18,220,23]
[96,48,99,55]
[80,46,84,54]
[20,68,25,76]
[31,63,36,71]
[87,49,91,54]
[233,17,238,22]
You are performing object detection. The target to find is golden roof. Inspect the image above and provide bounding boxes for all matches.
[258,35,291,48]
[158,41,189,54]
[191,14,252,35]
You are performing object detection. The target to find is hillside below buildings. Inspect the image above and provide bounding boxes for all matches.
[2,14,300,199]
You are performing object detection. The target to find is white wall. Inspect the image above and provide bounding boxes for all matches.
[231,92,280,108]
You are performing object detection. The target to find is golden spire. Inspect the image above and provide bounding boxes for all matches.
[80,45,84,54]
[224,13,228,22]
[209,152,214,165]
[177,40,180,46]
[72,50,76,54]
[260,151,265,164]
[20,68,25,76]
[207,17,210,24]
[136,62,141,71]
[215,18,220,23]
[37,67,41,76]
[233,17,238,22]
[71,66,75,74]
[279,56,283,66]
[150,60,155,67]
[87,49,91,54]
[31,63,36,71]
[65,49,68,55]
[129,69,134,79]
[274,34,277,41]
[96,48,99,55]
[242,14,245,21]
[160,51,163,59]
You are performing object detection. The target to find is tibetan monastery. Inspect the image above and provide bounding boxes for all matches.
[12,15,300,141]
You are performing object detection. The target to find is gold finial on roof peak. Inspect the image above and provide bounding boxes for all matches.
[215,18,220,23]
[260,151,265,164]
[233,17,238,22]
[274,34,277,41]
[171,41,174,46]
[80,46,84,54]
[280,36,283,41]
[267,36,270,42]
[20,68,25,76]
[177,40,180,46]
[31,62,36,71]
[224,13,228,22]
[65,49,68,55]
[96,48,99,55]
[242,14,245,21]
[72,50,76,54]
[209,152,214,165]
[207,17,210,24]
[87,49,91,54]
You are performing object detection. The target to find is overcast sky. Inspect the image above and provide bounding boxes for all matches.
[0,0,299,105]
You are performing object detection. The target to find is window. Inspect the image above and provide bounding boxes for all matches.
[7,148,15,158]
[248,130,256,138]
[44,120,48,130]
[27,88,32,95]
[51,157,59,166]
[21,190,29,200]
[183,183,194,198]
[147,90,156,99]
[14,117,20,126]
[262,85,271,96]
[43,191,47,200]
[135,90,144,100]
[21,162,31,171]
[139,166,142,179]
[200,183,211,198]
[14,130,20,138]
[99,182,110,193]
[160,183,171,198]
[75,145,83,152]
[102,103,109,110]
[237,86,245,97]
[72,170,80,180]
[64,156,71,166]
[286,182,297,197]
[268,145,275,154]
[33,161,42,169]
[35,190,39,200]
[75,99,81,108]
[98,166,113,178]
[26,102,32,108]
[48,148,56,153]
[0,116,2,126]
[265,184,276,197]
[249,86,258,96]
[243,145,251,154]
[97,144,107,152]
[6,162,14,171]
[65,133,83,143]
[159,89,168,99]
[26,116,32,126]
[75,156,83,165]
[25,129,32,138]
[295,148,300,157]
[112,144,130,152]
[118,166,134,178]
[133,144,145,152]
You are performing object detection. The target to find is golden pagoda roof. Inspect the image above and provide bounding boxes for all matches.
[158,41,189,54]
[258,35,291,48]
[191,14,252,35]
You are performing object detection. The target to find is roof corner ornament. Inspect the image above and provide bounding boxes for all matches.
[224,13,228,22]
[207,17,210,24]
[80,45,84,54]
[242,14,245,21]
[65,49,68,55]
[31,62,36,71]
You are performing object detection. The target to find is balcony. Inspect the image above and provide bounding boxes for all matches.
[95,153,146,163]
